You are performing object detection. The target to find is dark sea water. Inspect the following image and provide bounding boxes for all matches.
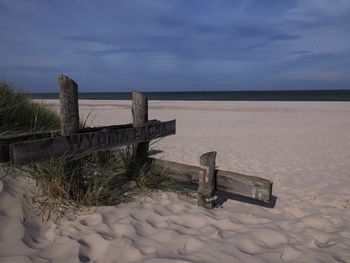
[29,90,350,101]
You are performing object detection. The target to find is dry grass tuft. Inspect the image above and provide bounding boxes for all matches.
[24,146,178,222]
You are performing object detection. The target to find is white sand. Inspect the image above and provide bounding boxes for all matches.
[1,100,350,262]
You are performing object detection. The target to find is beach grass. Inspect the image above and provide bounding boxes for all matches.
[0,81,60,135]
[25,147,176,222]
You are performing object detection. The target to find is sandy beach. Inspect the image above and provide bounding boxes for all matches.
[1,100,350,263]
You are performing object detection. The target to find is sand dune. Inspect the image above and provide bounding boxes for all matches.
[1,101,350,262]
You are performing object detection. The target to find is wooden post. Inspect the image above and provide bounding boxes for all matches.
[58,74,82,189]
[198,151,217,209]
[59,74,80,135]
[132,91,149,164]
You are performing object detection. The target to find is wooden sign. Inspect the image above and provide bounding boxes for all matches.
[10,120,176,167]
[0,121,164,163]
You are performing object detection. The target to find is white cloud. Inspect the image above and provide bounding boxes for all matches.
[289,0,350,17]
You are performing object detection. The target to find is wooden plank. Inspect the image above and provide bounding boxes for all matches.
[77,120,159,133]
[0,145,10,162]
[132,91,149,164]
[0,131,60,162]
[0,130,60,144]
[151,158,272,203]
[216,170,272,203]
[10,120,176,167]
[0,121,160,163]
[198,152,217,208]
[0,120,159,144]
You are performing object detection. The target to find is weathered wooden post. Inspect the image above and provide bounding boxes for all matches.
[59,74,80,135]
[132,91,149,164]
[58,74,82,187]
[198,151,217,209]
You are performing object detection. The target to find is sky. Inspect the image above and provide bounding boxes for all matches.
[0,0,349,92]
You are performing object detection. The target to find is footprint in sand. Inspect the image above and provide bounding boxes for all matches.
[79,213,102,226]
[280,247,302,262]
[313,240,336,248]
[284,207,308,218]
[112,223,136,238]
[171,215,207,229]
[302,216,333,230]
[131,220,158,236]
[235,236,265,255]
[165,203,184,213]
[234,213,271,224]
[332,247,350,263]
[138,245,157,255]
[146,217,168,229]
[77,233,110,262]
[306,229,334,248]
[251,229,288,248]
[177,238,205,255]
[214,218,243,231]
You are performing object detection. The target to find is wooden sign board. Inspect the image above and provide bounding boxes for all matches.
[0,120,160,163]
[10,120,176,167]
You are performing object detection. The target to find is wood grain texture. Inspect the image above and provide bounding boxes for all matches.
[58,74,82,183]
[216,170,272,202]
[152,158,272,203]
[58,74,79,135]
[0,131,60,162]
[0,130,60,144]
[10,120,176,167]
[132,91,149,164]
[0,121,160,162]
[198,152,217,208]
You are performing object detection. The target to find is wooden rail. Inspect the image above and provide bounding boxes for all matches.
[152,158,272,203]
[10,120,175,167]
[0,130,60,162]
[0,121,162,162]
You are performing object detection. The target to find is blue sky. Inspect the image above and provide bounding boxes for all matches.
[0,0,349,92]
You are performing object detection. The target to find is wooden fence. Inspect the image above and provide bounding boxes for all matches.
[0,74,273,209]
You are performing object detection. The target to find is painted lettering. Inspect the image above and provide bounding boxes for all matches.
[96,131,107,146]
[108,130,118,144]
[84,133,95,148]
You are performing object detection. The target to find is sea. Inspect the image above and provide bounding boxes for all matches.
[29,90,350,101]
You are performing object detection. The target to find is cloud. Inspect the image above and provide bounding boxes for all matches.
[289,50,311,55]
[288,0,350,18]
[0,0,349,91]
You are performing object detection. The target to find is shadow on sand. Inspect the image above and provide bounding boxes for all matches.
[216,191,277,209]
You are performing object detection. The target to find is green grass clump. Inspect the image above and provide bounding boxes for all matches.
[0,81,60,134]
[25,147,177,222]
